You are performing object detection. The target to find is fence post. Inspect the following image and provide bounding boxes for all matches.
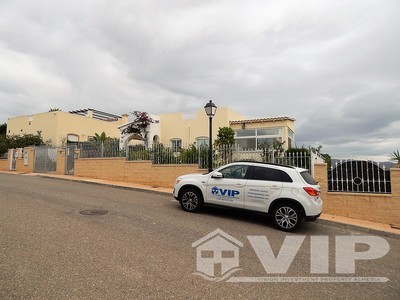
[8,149,14,170]
[56,148,66,175]
[310,152,316,176]
[390,168,400,197]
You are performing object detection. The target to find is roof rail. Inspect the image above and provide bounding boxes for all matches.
[234,161,295,169]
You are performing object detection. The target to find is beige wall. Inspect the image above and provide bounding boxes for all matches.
[74,158,203,188]
[55,112,120,145]
[159,107,244,145]
[0,159,8,171]
[7,111,122,146]
[314,163,400,225]
[7,112,59,145]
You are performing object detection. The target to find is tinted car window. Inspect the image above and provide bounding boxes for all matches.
[301,171,317,185]
[219,165,249,179]
[248,166,293,182]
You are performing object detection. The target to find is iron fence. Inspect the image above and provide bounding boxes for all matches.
[77,142,124,158]
[129,143,310,170]
[328,160,391,194]
[77,141,312,170]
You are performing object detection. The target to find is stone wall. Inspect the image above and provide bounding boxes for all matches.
[0,159,8,171]
[74,157,203,188]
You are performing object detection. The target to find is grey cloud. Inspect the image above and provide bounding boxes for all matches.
[0,0,399,159]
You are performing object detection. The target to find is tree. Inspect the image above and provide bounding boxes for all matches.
[389,150,400,167]
[214,127,235,147]
[49,108,61,112]
[94,132,107,142]
[214,127,235,165]
[0,133,44,156]
[121,111,154,146]
[0,123,6,136]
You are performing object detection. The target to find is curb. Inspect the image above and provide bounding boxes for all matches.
[25,173,172,197]
[315,219,399,240]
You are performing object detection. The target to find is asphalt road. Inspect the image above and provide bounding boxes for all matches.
[0,173,399,299]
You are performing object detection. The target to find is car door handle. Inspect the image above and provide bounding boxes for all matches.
[235,184,244,188]
[271,185,281,190]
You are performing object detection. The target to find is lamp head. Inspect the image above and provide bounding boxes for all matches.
[204,100,217,117]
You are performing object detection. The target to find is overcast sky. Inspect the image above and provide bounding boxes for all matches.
[1,0,399,160]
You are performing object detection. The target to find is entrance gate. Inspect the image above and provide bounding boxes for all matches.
[10,149,17,170]
[65,145,75,174]
[33,146,58,173]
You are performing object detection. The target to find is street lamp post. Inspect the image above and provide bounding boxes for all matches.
[204,100,217,172]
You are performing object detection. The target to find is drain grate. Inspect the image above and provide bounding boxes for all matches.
[79,209,108,216]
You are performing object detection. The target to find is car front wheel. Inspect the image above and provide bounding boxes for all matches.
[179,188,203,213]
[272,202,302,232]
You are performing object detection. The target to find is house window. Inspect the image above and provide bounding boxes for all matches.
[236,129,256,137]
[170,138,182,150]
[67,134,79,143]
[196,137,209,148]
[153,135,160,144]
[288,128,294,148]
[235,127,284,150]
[257,137,283,149]
[236,138,256,149]
[257,128,282,135]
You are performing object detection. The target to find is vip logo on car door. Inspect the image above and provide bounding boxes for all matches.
[211,186,240,199]
[206,164,249,208]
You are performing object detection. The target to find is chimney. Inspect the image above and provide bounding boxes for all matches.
[86,109,93,118]
[119,113,129,125]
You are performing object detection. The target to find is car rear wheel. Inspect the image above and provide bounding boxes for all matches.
[179,188,203,212]
[272,202,302,232]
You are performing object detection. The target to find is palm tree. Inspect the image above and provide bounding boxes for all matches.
[94,132,107,143]
[389,150,400,167]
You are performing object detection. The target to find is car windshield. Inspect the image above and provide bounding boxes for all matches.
[300,171,317,185]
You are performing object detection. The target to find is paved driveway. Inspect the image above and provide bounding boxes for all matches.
[0,173,399,299]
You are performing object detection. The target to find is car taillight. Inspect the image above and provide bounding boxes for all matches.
[303,187,319,197]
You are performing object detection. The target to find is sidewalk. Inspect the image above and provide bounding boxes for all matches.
[2,171,399,238]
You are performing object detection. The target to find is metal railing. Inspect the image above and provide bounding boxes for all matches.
[77,141,312,170]
[328,160,391,194]
[77,142,124,158]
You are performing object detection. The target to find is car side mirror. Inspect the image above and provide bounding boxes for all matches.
[211,172,223,179]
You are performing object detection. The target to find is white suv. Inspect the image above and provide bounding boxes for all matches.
[173,162,323,231]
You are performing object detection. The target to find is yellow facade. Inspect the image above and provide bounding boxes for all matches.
[7,111,125,146]
[158,107,244,145]
[7,107,295,149]
[158,107,295,149]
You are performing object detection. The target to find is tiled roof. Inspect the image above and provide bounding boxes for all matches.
[230,117,295,124]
